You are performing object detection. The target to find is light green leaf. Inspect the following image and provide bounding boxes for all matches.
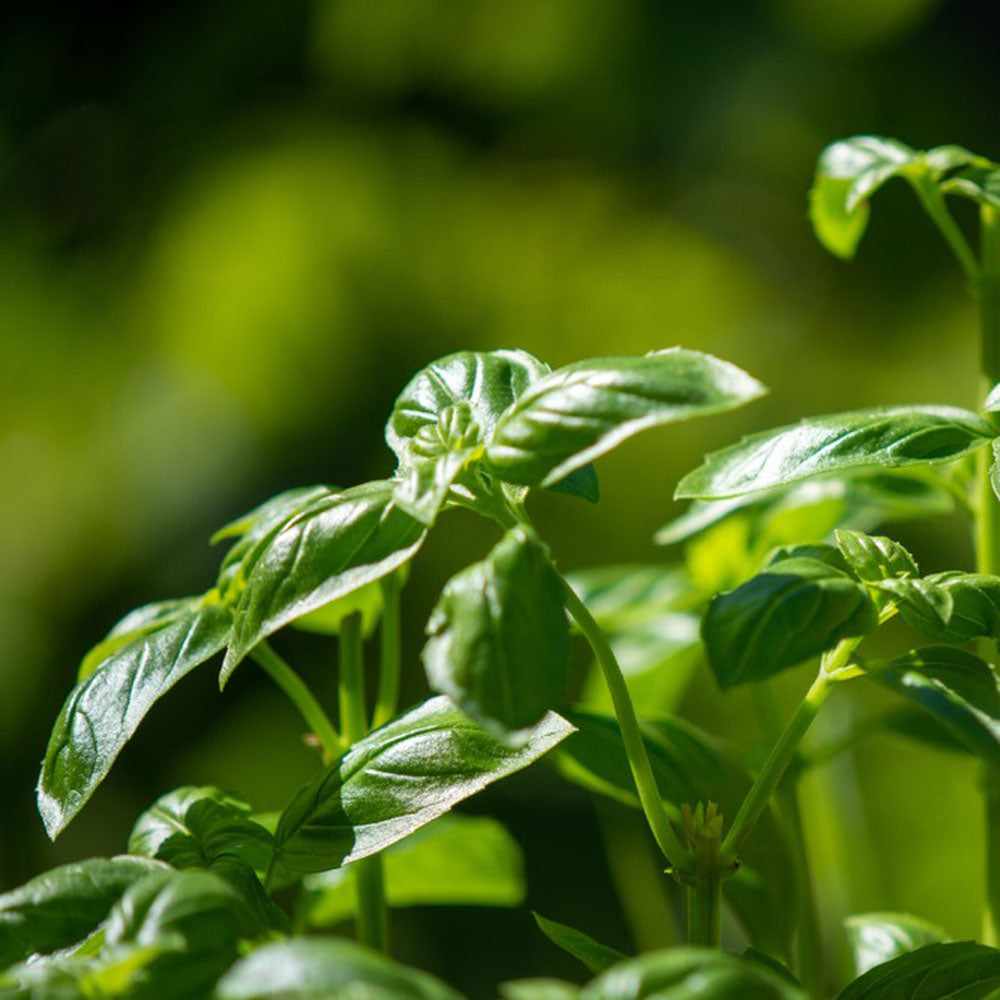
[701,556,877,689]
[985,383,1000,414]
[215,937,462,999]
[677,407,993,500]
[423,527,570,737]
[501,980,581,1000]
[0,856,167,967]
[272,696,573,874]
[941,163,1000,211]
[566,564,698,630]
[486,349,766,488]
[844,912,948,976]
[867,647,1000,766]
[580,948,807,999]
[222,480,426,683]
[300,813,524,927]
[38,597,232,839]
[533,913,625,974]
[992,439,1000,503]
[835,529,919,582]
[127,786,273,874]
[834,941,1000,1000]
[895,572,1000,643]
[288,577,385,638]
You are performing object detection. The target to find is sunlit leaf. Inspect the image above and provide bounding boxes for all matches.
[835,529,919,582]
[501,980,581,1000]
[844,912,948,976]
[895,572,1000,643]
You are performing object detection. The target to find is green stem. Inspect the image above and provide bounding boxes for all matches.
[561,580,690,868]
[250,641,340,757]
[982,765,1000,947]
[338,614,389,953]
[372,573,402,729]
[912,177,980,285]
[685,872,722,948]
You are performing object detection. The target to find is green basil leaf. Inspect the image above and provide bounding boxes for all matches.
[985,383,1000,414]
[835,529,919,582]
[128,787,274,874]
[895,572,1000,643]
[300,813,524,927]
[702,557,877,689]
[941,164,1000,211]
[677,407,993,501]
[423,527,570,737]
[881,706,972,756]
[742,949,801,985]
[991,439,1000,503]
[871,578,954,629]
[867,647,1000,766]
[834,941,1000,1000]
[0,857,167,967]
[38,597,232,839]
[272,695,573,873]
[844,912,948,976]
[215,937,463,1000]
[486,349,766,488]
[501,980,581,1000]
[580,948,807,999]
[288,577,386,638]
[533,913,625,974]
[566,565,698,630]
[222,480,426,683]
[546,463,600,504]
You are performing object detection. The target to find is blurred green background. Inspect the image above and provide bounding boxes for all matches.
[1,0,997,993]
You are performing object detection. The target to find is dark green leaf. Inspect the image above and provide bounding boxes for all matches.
[867,647,1000,765]
[941,164,1000,211]
[423,527,570,737]
[486,349,766,488]
[835,941,1000,1000]
[871,578,954,629]
[222,480,426,683]
[215,937,463,999]
[300,813,524,927]
[881,706,972,756]
[38,597,232,839]
[835,529,919,582]
[128,786,274,874]
[844,912,948,976]
[676,407,993,500]
[272,695,573,873]
[701,557,877,689]
[895,572,1000,643]
[742,949,800,985]
[580,948,807,999]
[533,913,625,974]
[546,462,600,503]
[0,857,167,967]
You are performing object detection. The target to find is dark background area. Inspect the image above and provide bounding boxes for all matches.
[1,1,997,994]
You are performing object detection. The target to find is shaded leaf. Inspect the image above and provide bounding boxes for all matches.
[533,913,625,974]
[546,463,600,503]
[701,557,877,689]
[895,572,1000,643]
[215,937,462,999]
[273,696,573,873]
[844,912,948,976]
[423,527,570,737]
[941,164,1000,211]
[486,349,766,488]
[676,407,993,500]
[871,577,953,629]
[38,597,232,839]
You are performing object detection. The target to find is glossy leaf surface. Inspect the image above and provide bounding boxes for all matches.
[215,937,462,999]
[835,530,919,582]
[868,647,1000,765]
[701,556,876,688]
[486,349,766,488]
[38,597,232,838]
[222,480,426,681]
[676,407,993,500]
[273,696,573,873]
[533,913,625,974]
[896,572,1000,643]
[844,912,948,976]
[300,813,524,926]
[0,856,166,967]
[835,941,1000,1000]
[580,948,806,1000]
[423,527,570,736]
[128,786,274,874]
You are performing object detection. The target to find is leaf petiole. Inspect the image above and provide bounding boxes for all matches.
[911,174,980,285]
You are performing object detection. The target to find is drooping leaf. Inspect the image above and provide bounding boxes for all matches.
[701,556,877,689]
[222,480,426,683]
[741,949,801,985]
[272,696,573,874]
[835,529,919,582]
[533,913,625,974]
[844,912,949,976]
[894,572,1000,643]
[215,937,462,1000]
[0,856,167,967]
[941,163,1000,211]
[486,349,766,488]
[676,407,993,500]
[38,597,233,839]
[579,947,807,999]
[300,813,524,927]
[866,647,1000,765]
[127,786,274,874]
[834,941,1000,1000]
[423,527,570,737]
